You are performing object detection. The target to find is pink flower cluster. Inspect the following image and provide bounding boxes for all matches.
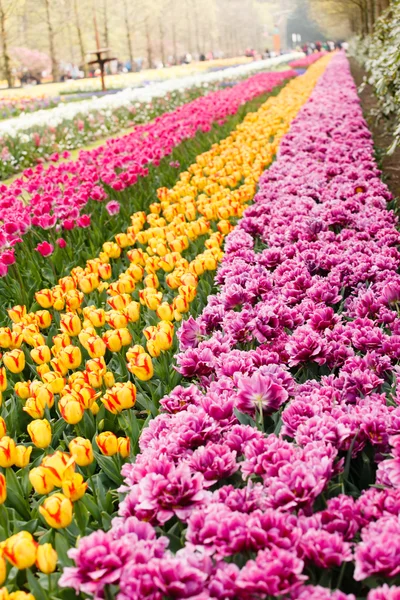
[0,69,294,275]
[62,54,400,598]
[289,52,326,69]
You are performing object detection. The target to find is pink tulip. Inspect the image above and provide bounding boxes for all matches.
[35,241,54,257]
[0,249,15,266]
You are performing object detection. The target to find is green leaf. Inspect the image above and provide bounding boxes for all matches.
[101,511,112,530]
[74,500,89,535]
[233,408,257,428]
[6,465,25,496]
[27,568,48,600]
[5,487,31,521]
[51,419,68,447]
[15,518,39,534]
[94,452,123,486]
[81,493,102,522]
[55,531,74,567]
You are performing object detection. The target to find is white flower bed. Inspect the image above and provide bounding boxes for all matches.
[0,54,301,137]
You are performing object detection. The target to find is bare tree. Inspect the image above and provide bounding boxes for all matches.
[73,0,86,73]
[144,13,152,68]
[159,15,166,66]
[42,0,58,81]
[102,0,109,47]
[0,0,15,87]
[309,0,393,38]
[122,0,134,68]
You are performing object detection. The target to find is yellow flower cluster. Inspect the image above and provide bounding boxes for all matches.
[0,531,57,580]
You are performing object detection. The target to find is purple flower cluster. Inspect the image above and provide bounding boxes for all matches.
[62,53,400,599]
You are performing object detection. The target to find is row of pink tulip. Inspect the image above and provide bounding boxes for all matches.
[0,70,295,281]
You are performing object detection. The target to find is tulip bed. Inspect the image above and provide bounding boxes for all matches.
[0,68,296,311]
[53,51,400,599]
[0,56,332,600]
[0,97,62,121]
[0,55,300,180]
[289,52,326,69]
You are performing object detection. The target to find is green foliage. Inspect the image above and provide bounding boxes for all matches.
[351,3,400,153]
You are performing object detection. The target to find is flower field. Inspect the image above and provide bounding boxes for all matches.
[0,55,299,179]
[0,67,297,312]
[0,97,62,121]
[1,49,399,600]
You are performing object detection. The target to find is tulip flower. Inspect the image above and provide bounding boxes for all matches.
[41,451,75,487]
[98,263,112,280]
[0,417,6,439]
[29,466,55,495]
[0,556,5,587]
[124,301,141,322]
[7,305,26,324]
[39,492,73,529]
[101,382,136,414]
[0,473,6,504]
[58,395,84,425]
[126,344,146,362]
[35,241,54,257]
[106,200,120,215]
[36,543,57,574]
[102,242,121,259]
[156,302,174,321]
[3,349,25,373]
[14,445,32,468]
[9,592,35,600]
[96,431,118,456]
[30,345,51,365]
[68,437,94,467]
[127,352,154,381]
[15,380,30,399]
[35,309,53,329]
[35,289,53,308]
[118,436,130,458]
[27,419,52,449]
[58,345,82,370]
[86,335,107,358]
[60,313,82,336]
[23,397,46,420]
[105,311,129,330]
[3,531,38,569]
[41,371,64,394]
[62,473,87,501]
[103,371,115,388]
[0,436,16,468]
[0,368,6,393]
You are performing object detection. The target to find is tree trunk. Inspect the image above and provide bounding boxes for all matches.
[369,0,376,26]
[0,0,12,87]
[145,16,153,69]
[43,0,59,82]
[193,0,201,56]
[103,0,109,47]
[363,0,371,33]
[65,2,75,64]
[74,0,87,75]
[171,15,178,64]
[123,0,134,69]
[159,17,166,66]
[185,0,192,55]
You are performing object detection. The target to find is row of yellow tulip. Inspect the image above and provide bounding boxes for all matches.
[0,55,332,600]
